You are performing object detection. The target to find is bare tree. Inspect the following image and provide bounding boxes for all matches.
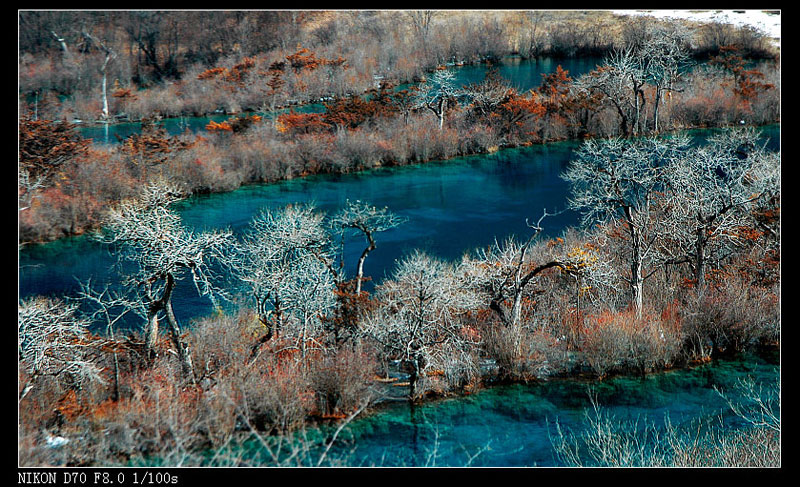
[99,180,233,382]
[461,212,616,372]
[81,29,117,122]
[330,199,406,296]
[574,64,633,137]
[522,10,547,59]
[462,210,571,331]
[18,168,47,213]
[413,69,462,130]
[640,24,692,133]
[74,280,143,401]
[462,67,513,121]
[660,128,780,294]
[362,251,480,399]
[232,203,338,359]
[608,47,648,136]
[563,135,692,316]
[408,10,436,64]
[577,22,691,136]
[18,297,105,401]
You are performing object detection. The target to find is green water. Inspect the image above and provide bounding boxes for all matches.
[208,353,778,467]
[20,118,781,467]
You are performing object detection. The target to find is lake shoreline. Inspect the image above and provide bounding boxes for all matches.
[238,347,780,467]
[19,120,780,248]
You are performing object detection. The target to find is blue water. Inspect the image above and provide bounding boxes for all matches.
[19,118,781,468]
[446,56,602,92]
[18,141,582,328]
[76,105,325,146]
[18,124,779,330]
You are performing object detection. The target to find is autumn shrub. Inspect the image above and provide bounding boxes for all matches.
[672,60,779,128]
[579,308,683,378]
[695,21,779,60]
[332,129,386,171]
[18,373,67,432]
[189,310,257,382]
[484,322,568,381]
[162,142,243,194]
[20,188,103,242]
[459,122,501,153]
[21,358,208,466]
[212,344,314,434]
[223,129,293,183]
[437,345,483,394]
[684,273,779,358]
[306,344,379,417]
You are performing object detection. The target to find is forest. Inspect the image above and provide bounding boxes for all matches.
[18,10,780,469]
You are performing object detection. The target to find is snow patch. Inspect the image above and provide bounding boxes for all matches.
[612,10,781,48]
[45,435,69,448]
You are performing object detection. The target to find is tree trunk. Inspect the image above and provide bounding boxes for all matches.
[629,222,644,318]
[144,308,160,362]
[695,225,706,296]
[408,362,419,400]
[101,61,110,121]
[165,298,196,383]
[355,232,376,296]
[435,97,446,130]
[153,274,195,383]
[653,85,662,133]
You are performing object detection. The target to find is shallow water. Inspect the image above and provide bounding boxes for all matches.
[313,353,779,467]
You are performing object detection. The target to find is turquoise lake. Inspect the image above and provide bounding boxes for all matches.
[212,352,778,467]
[320,352,779,467]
